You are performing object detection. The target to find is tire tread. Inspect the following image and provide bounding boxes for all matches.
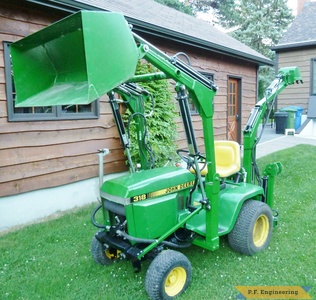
[228,200,273,255]
[145,250,191,300]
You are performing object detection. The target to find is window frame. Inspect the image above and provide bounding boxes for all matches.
[311,58,316,96]
[3,41,100,122]
[189,72,214,115]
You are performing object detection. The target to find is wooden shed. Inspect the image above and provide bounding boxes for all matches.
[0,0,272,202]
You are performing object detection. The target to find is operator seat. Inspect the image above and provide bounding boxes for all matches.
[214,140,241,178]
[191,140,241,178]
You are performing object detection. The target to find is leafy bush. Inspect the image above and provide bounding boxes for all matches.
[124,61,179,168]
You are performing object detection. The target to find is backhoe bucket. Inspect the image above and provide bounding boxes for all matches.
[10,11,139,107]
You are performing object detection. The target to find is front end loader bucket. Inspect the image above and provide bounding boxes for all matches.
[10,11,139,107]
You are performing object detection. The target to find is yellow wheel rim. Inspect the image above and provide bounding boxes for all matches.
[164,267,187,297]
[253,214,269,247]
[105,249,121,260]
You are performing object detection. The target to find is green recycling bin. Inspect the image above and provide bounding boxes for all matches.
[280,107,296,129]
[280,106,303,130]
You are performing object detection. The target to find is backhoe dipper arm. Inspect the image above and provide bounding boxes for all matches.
[243,67,303,184]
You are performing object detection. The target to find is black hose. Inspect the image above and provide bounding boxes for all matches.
[172,52,191,66]
[163,240,191,249]
[91,204,106,229]
[117,230,191,249]
[127,112,156,168]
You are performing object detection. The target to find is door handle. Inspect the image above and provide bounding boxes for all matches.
[236,114,240,121]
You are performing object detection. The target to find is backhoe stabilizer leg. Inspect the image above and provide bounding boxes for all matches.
[262,162,283,226]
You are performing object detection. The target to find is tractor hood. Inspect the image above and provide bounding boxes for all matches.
[100,166,195,205]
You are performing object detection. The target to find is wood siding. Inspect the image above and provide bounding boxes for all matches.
[0,2,258,197]
[0,2,127,197]
[277,48,316,111]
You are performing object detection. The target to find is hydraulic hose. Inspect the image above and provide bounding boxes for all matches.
[91,204,106,229]
[116,230,191,249]
[252,83,280,186]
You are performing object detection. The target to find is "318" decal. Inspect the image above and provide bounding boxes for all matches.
[131,180,194,202]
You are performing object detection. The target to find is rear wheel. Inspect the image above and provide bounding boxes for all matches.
[90,235,121,265]
[145,250,192,300]
[228,200,273,255]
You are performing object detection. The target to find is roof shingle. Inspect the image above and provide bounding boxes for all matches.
[273,1,316,50]
[58,0,272,65]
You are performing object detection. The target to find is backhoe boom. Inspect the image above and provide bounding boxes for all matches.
[243,67,303,184]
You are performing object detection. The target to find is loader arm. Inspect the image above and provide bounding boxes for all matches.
[128,33,221,250]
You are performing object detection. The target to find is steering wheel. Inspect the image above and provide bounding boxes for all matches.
[176,149,208,173]
[176,149,192,167]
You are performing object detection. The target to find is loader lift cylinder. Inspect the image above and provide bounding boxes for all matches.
[108,91,135,172]
[176,84,209,205]
[176,85,198,156]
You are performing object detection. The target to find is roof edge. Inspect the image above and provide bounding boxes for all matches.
[27,0,273,66]
[132,20,273,66]
[272,40,316,51]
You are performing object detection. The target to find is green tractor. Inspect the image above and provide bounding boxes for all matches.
[10,11,303,299]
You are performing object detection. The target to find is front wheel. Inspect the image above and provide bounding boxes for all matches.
[145,250,192,300]
[228,200,273,256]
[90,235,121,265]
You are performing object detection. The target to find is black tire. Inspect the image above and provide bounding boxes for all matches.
[145,250,192,300]
[228,200,273,256]
[90,235,120,265]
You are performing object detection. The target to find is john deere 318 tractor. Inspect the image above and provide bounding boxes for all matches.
[10,11,303,299]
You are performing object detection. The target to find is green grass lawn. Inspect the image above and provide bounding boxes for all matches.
[1,144,315,300]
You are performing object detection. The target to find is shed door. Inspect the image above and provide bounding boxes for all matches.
[227,78,240,142]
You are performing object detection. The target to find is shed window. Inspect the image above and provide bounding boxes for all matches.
[189,72,214,114]
[3,42,99,122]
